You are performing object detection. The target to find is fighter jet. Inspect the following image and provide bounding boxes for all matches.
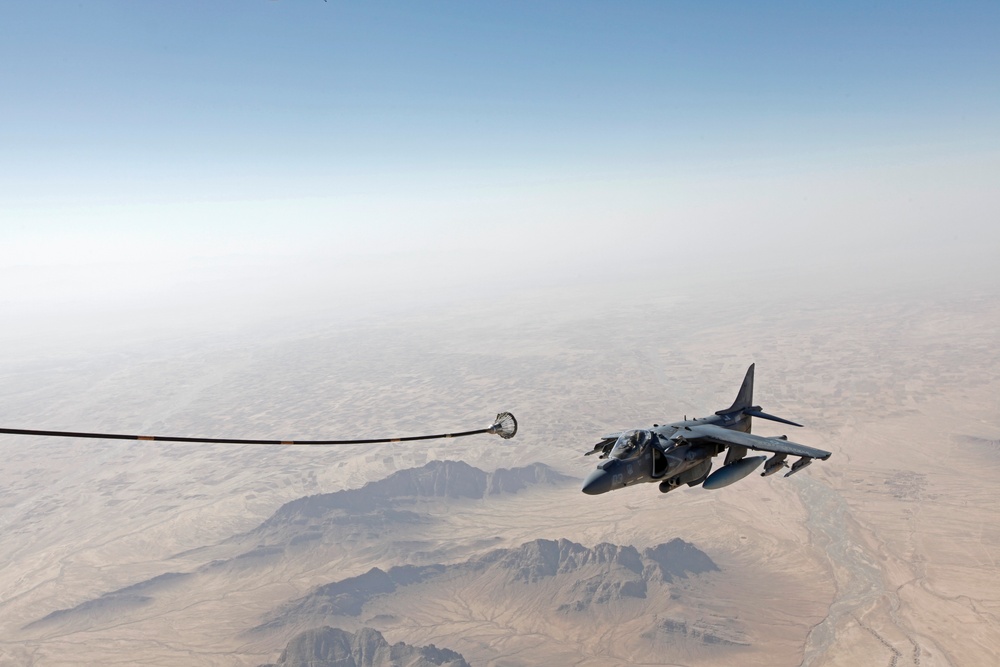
[582,364,830,495]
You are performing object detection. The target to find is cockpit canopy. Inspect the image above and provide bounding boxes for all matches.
[609,429,651,460]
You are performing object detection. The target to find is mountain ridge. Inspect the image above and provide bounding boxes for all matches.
[256,460,570,531]
[256,536,718,633]
[23,461,572,633]
[259,626,470,667]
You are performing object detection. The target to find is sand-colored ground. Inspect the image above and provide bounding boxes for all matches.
[1,282,997,666]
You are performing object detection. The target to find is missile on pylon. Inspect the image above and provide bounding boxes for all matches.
[783,457,813,478]
[761,453,788,477]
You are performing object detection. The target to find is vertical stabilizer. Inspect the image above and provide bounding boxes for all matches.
[722,364,754,413]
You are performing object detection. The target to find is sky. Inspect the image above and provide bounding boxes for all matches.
[1,1,998,347]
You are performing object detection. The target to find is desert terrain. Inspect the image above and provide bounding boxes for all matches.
[1,277,998,666]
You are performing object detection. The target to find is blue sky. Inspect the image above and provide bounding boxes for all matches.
[1,2,998,340]
[4,2,996,184]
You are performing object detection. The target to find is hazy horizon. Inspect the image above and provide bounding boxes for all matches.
[2,2,999,357]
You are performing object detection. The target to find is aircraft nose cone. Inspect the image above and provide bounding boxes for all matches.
[582,467,613,495]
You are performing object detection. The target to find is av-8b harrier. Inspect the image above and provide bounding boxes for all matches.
[582,364,830,495]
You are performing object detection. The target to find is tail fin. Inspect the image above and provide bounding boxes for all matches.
[716,363,805,427]
[720,364,754,414]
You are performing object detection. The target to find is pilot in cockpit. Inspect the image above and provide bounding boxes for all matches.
[609,429,651,460]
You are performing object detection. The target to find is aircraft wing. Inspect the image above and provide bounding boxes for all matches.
[677,423,831,460]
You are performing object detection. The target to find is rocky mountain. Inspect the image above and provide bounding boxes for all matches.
[255,460,569,530]
[23,572,191,631]
[255,537,718,633]
[24,461,571,633]
[237,460,571,557]
[259,626,469,667]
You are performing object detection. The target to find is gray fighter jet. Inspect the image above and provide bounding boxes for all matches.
[582,364,830,495]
